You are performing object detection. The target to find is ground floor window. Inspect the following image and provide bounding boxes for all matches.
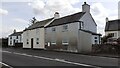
[10,41,12,45]
[27,39,29,44]
[36,38,39,44]
[95,40,98,44]
[51,42,56,45]
[62,39,69,45]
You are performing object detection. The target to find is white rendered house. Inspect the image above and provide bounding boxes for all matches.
[105,18,120,41]
[23,2,101,53]
[8,30,23,46]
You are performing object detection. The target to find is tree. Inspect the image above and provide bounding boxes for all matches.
[117,37,120,44]
[29,17,37,26]
[101,34,113,44]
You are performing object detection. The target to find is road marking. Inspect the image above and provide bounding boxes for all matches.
[2,51,12,54]
[0,62,13,68]
[78,54,118,60]
[13,52,33,57]
[33,56,100,67]
[2,51,102,67]
[33,56,55,61]
[13,52,22,55]
[21,53,33,57]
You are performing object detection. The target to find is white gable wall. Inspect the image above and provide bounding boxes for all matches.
[23,31,31,48]
[78,30,92,53]
[80,13,97,33]
[23,28,45,49]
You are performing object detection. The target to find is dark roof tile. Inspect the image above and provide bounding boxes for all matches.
[105,19,120,31]
[46,12,86,27]
[25,18,54,30]
[9,32,23,36]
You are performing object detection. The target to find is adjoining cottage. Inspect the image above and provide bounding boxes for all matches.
[22,17,54,49]
[8,29,23,47]
[105,18,120,43]
[45,2,101,52]
[23,2,101,53]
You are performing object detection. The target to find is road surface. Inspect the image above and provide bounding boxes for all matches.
[1,48,119,68]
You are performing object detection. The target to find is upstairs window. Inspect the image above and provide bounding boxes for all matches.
[95,37,97,39]
[52,27,56,32]
[81,22,84,29]
[79,22,84,29]
[63,25,68,32]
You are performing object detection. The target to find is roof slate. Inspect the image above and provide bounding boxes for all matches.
[46,12,86,27]
[9,32,23,36]
[105,19,120,31]
[25,18,54,30]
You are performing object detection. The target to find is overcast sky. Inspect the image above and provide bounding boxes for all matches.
[0,0,119,38]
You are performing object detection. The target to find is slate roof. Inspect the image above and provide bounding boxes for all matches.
[9,32,23,36]
[25,18,54,31]
[105,19,120,31]
[46,12,86,27]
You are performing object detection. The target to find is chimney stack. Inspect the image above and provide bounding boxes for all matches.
[106,17,109,22]
[82,2,90,13]
[54,12,60,19]
[13,29,16,33]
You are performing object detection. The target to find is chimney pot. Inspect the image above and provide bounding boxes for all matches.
[14,29,16,33]
[106,17,109,22]
[54,12,60,19]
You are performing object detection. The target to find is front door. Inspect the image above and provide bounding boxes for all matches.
[31,38,33,49]
[13,39,15,46]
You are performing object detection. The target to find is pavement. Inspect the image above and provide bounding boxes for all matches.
[1,47,119,67]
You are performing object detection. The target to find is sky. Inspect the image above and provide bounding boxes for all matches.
[0,0,119,38]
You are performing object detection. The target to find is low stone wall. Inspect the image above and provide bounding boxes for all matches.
[92,44,120,54]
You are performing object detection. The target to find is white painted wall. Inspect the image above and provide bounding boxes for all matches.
[45,22,79,52]
[78,30,92,53]
[80,13,97,33]
[92,35,101,44]
[23,28,45,49]
[8,35,22,46]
